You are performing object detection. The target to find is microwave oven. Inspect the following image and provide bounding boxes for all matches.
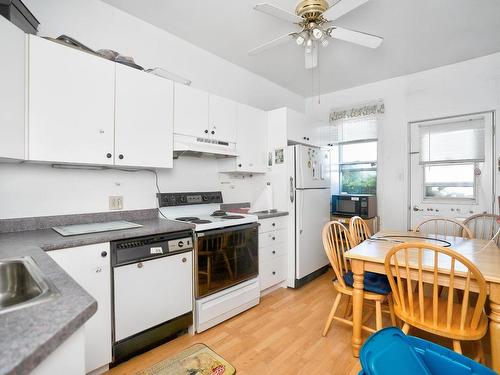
[331,194,377,219]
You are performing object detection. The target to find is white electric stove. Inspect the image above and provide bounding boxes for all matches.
[158,192,260,332]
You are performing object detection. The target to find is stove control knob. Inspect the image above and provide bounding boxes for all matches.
[202,195,208,201]
[178,241,184,248]
[180,196,187,203]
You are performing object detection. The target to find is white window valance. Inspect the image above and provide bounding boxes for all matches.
[329,101,384,144]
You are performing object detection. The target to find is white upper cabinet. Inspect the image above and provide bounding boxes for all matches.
[28,36,115,165]
[174,84,209,138]
[219,103,267,173]
[115,64,173,168]
[0,16,26,161]
[286,108,317,146]
[208,95,237,144]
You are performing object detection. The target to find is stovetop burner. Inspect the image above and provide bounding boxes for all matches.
[175,216,199,222]
[211,210,227,217]
[222,215,245,219]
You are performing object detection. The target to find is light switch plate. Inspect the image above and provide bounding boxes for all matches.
[109,196,123,210]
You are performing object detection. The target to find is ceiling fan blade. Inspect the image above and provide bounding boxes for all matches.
[254,3,303,24]
[305,43,318,69]
[329,26,383,48]
[248,33,295,55]
[323,0,370,21]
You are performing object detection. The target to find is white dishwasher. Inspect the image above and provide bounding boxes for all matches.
[111,230,194,365]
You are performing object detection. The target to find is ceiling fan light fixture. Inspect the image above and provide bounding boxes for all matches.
[312,28,323,39]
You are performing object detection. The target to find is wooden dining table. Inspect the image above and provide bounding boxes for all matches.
[343,230,500,372]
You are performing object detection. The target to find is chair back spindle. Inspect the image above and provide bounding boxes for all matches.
[349,216,372,246]
[384,242,487,337]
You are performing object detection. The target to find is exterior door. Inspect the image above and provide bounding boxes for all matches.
[409,112,494,230]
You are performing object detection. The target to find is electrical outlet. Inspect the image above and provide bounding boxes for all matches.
[109,196,123,210]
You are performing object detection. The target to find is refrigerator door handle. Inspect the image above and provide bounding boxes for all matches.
[289,177,294,203]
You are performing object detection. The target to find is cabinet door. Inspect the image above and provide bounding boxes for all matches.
[48,243,112,373]
[209,94,237,143]
[174,84,209,138]
[28,36,115,164]
[235,104,267,172]
[114,252,193,341]
[286,108,307,144]
[115,65,173,168]
[0,16,25,160]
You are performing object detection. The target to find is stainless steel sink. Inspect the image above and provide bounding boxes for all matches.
[0,257,58,314]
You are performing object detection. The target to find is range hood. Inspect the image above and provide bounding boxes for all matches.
[173,134,238,159]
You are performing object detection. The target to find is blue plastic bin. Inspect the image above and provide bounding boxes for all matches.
[359,327,497,375]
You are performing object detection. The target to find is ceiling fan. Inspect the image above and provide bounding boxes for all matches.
[249,0,383,69]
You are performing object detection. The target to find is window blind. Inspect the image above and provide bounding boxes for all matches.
[329,101,383,144]
[331,116,378,144]
[419,118,485,164]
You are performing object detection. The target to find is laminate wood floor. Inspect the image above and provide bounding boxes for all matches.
[106,270,364,375]
[105,269,491,374]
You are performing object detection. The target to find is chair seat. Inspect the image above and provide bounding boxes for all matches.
[342,271,392,295]
[395,293,489,341]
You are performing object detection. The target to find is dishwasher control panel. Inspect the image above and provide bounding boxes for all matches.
[167,237,193,252]
[111,230,194,266]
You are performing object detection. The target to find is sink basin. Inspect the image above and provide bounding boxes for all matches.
[0,257,58,314]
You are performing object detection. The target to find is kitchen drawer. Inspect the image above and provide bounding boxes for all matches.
[259,228,286,248]
[259,243,287,262]
[259,216,288,233]
[259,254,287,291]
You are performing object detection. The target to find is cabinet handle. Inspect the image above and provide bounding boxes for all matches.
[272,222,276,226]
[306,137,310,141]
[182,257,187,263]
[238,164,242,167]
[272,250,276,254]
[303,137,307,140]
[272,271,276,275]
[137,262,143,269]
[106,153,112,159]
[204,129,209,134]
[118,154,124,160]
[211,130,215,135]
[272,236,276,240]
[101,251,107,258]
[96,267,102,273]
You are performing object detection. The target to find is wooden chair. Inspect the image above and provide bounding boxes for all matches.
[384,242,488,361]
[463,213,500,245]
[349,216,372,246]
[322,221,396,337]
[198,234,233,290]
[414,217,474,239]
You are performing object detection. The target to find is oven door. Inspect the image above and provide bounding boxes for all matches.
[195,222,258,298]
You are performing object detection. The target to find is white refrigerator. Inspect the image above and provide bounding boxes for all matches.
[285,145,331,288]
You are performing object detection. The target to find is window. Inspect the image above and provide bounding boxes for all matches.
[418,116,484,201]
[330,103,383,196]
[339,142,377,194]
[424,164,475,199]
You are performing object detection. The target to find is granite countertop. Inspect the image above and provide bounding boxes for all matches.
[0,210,194,375]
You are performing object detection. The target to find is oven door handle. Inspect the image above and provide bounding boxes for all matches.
[195,222,259,237]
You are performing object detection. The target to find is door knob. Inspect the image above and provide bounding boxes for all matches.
[413,205,423,212]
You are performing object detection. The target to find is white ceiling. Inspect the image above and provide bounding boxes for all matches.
[101,0,500,97]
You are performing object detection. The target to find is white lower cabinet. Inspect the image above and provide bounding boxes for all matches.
[32,327,85,375]
[49,243,112,373]
[258,216,288,292]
